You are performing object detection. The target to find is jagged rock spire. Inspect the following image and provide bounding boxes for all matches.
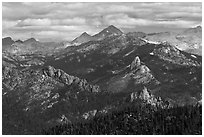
[129,87,171,108]
[130,56,141,70]
[42,66,100,93]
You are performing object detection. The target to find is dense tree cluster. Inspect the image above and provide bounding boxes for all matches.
[42,103,202,135]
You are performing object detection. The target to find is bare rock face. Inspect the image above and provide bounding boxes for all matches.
[130,92,137,102]
[129,87,151,102]
[129,87,168,108]
[43,66,101,93]
[139,87,151,101]
[132,64,155,85]
[137,65,150,74]
[130,56,141,70]
[45,66,55,77]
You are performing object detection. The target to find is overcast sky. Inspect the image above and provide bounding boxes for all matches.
[2,2,202,42]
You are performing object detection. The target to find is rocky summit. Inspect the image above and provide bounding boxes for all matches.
[92,25,123,40]
[130,56,141,70]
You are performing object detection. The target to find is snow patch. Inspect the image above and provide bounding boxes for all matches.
[123,50,134,57]
[3,92,7,95]
[140,38,160,44]
[47,101,58,108]
[122,74,129,78]
[191,54,197,58]
[149,52,154,55]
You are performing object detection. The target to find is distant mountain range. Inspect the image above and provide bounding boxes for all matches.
[2,37,70,55]
[2,25,202,55]
[71,25,123,45]
[146,26,202,55]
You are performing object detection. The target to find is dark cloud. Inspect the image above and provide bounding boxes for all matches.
[2,2,202,42]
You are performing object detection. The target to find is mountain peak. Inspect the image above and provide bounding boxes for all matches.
[81,32,90,36]
[104,25,122,33]
[72,32,92,45]
[92,25,123,41]
[107,25,118,29]
[24,38,37,43]
[2,37,14,46]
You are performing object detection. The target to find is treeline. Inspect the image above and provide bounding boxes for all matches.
[42,103,202,135]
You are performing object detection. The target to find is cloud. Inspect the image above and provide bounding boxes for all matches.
[17,18,52,26]
[16,17,86,27]
[56,18,86,25]
[104,14,154,27]
[2,2,202,42]
[156,20,200,28]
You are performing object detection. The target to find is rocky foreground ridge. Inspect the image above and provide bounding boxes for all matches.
[43,66,101,93]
